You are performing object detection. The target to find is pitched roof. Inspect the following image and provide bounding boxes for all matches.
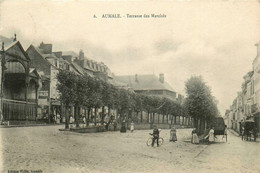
[5,41,31,61]
[70,62,86,75]
[114,74,175,92]
[27,45,58,70]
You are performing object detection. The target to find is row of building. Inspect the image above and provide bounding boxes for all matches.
[224,42,260,134]
[0,34,183,124]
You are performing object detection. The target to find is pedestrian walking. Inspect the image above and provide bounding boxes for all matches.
[222,125,227,141]
[241,126,245,141]
[192,128,199,144]
[169,126,177,142]
[130,121,135,132]
[56,114,60,124]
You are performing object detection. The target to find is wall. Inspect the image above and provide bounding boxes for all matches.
[50,66,59,99]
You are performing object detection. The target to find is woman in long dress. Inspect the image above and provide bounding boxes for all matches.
[205,127,215,143]
[169,126,177,142]
[191,128,199,144]
[208,127,215,142]
[130,121,134,132]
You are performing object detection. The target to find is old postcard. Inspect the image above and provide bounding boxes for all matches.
[0,0,260,172]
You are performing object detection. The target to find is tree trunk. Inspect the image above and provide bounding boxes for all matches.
[75,106,79,128]
[136,111,139,123]
[162,114,164,124]
[87,108,91,126]
[108,107,111,117]
[141,111,143,123]
[147,112,150,123]
[101,106,105,125]
[94,108,97,126]
[65,107,69,129]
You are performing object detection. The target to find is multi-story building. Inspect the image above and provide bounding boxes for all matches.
[0,35,41,122]
[224,109,232,129]
[253,42,260,133]
[26,42,86,120]
[74,50,113,82]
[114,73,177,101]
[229,42,260,134]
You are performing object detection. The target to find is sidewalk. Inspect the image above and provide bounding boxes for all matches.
[228,128,239,137]
[0,123,64,128]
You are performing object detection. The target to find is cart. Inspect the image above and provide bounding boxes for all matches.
[209,117,227,142]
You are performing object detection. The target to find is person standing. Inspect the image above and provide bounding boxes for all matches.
[222,125,227,141]
[151,125,160,147]
[130,121,135,132]
[208,127,215,143]
[192,128,199,144]
[120,120,127,133]
[169,126,177,142]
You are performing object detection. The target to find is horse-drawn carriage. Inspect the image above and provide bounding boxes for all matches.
[243,119,257,141]
[209,117,227,142]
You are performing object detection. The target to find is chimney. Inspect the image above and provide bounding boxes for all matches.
[13,34,17,42]
[79,49,84,60]
[1,42,4,51]
[255,42,260,56]
[135,74,138,82]
[39,42,52,54]
[159,73,164,83]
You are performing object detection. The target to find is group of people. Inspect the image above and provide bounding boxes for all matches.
[191,126,216,144]
[120,120,135,133]
[149,125,218,147]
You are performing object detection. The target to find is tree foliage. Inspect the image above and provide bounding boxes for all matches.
[57,70,185,126]
[184,76,219,133]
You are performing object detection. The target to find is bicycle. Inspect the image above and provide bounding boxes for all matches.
[146,133,164,146]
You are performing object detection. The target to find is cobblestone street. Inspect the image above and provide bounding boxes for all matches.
[1,126,260,173]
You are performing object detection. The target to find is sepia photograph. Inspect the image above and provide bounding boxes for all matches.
[0,0,260,172]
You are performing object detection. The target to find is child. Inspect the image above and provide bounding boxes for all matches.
[150,125,160,147]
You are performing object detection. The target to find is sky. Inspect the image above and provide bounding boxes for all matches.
[0,0,260,115]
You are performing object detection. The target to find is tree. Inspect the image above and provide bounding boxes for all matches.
[184,76,219,134]
[56,70,78,129]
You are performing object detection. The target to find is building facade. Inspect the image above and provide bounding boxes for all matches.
[114,73,177,101]
[228,42,260,135]
[0,36,41,121]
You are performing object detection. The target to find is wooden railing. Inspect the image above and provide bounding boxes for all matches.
[3,99,37,121]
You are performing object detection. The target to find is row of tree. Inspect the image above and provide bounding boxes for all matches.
[56,70,186,129]
[57,70,220,133]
